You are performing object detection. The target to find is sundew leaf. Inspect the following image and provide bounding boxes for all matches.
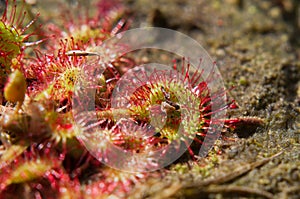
[0,21,23,68]
[0,144,28,169]
[2,157,59,187]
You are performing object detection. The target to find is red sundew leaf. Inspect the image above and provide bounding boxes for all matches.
[0,144,28,169]
[0,0,42,72]
[0,156,61,190]
[0,167,82,199]
[81,166,149,198]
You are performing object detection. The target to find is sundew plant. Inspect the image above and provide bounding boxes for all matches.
[0,0,264,198]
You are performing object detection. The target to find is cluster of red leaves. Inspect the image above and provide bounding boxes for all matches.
[0,0,148,198]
